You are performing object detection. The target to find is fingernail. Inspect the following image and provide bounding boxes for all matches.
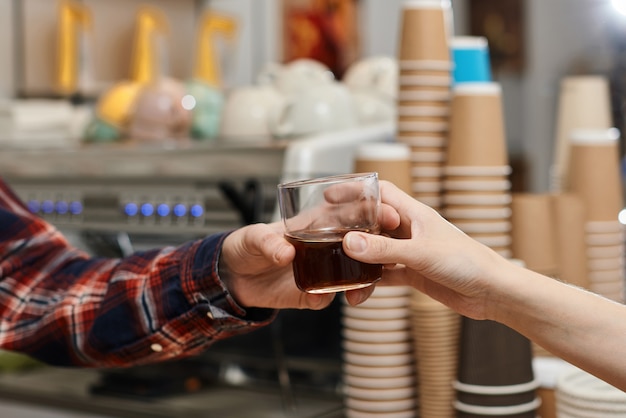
[352,290,368,306]
[345,233,366,253]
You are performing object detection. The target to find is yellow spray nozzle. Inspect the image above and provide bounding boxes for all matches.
[193,11,238,88]
[130,5,171,84]
[56,0,93,95]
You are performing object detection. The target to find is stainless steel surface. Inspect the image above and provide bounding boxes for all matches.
[0,141,288,236]
[0,367,343,418]
[0,140,287,180]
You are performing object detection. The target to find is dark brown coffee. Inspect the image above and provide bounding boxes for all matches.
[285,228,382,294]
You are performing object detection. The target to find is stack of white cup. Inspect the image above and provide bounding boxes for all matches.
[341,286,418,418]
[556,366,626,417]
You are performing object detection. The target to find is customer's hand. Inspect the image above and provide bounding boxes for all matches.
[342,181,513,320]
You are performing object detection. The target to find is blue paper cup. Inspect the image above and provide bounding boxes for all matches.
[452,36,492,84]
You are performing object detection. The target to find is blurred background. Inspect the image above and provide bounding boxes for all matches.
[0,0,626,417]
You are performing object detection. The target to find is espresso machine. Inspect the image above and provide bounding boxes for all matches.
[0,122,394,417]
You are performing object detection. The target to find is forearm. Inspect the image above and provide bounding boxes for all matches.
[490,261,626,390]
[0,228,274,368]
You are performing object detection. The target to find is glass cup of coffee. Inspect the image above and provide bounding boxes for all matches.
[277,172,383,294]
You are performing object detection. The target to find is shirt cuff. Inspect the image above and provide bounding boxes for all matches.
[182,232,276,326]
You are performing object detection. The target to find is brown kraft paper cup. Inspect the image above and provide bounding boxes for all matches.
[398,2,451,62]
[567,128,624,222]
[458,318,535,387]
[510,193,559,274]
[447,83,509,167]
[354,142,412,194]
[550,193,589,289]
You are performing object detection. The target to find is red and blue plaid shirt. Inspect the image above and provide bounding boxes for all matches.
[0,178,274,368]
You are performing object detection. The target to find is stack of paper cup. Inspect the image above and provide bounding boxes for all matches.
[511,193,589,357]
[568,128,625,302]
[396,0,453,211]
[341,286,418,418]
[443,82,512,258]
[409,290,461,417]
[556,366,626,417]
[552,75,613,192]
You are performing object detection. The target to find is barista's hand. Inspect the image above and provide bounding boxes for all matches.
[220,222,334,310]
[342,181,513,320]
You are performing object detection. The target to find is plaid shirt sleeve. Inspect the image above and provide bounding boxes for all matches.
[0,178,276,368]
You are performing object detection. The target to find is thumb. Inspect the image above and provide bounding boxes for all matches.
[344,231,409,266]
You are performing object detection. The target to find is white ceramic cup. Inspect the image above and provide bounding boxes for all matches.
[261,58,335,96]
[343,55,398,99]
[269,81,358,137]
[219,85,284,140]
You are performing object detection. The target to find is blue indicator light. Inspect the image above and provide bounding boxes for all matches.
[190,204,204,218]
[141,203,154,217]
[157,203,170,217]
[173,204,187,217]
[27,200,40,213]
[69,201,83,215]
[41,200,54,214]
[55,201,69,215]
[124,203,139,217]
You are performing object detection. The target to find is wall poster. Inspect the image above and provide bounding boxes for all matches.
[281,0,360,78]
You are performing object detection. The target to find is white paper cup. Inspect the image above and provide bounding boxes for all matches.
[398,120,449,132]
[444,207,512,220]
[398,90,452,101]
[452,220,512,234]
[343,340,413,355]
[587,244,624,259]
[472,234,512,248]
[398,134,447,147]
[397,105,450,117]
[346,397,417,413]
[411,150,447,163]
[343,362,414,378]
[444,165,512,176]
[586,220,624,234]
[399,60,453,71]
[399,74,452,86]
[412,165,444,177]
[342,306,410,320]
[345,408,416,418]
[586,231,625,246]
[343,351,414,367]
[444,179,511,191]
[344,385,416,401]
[444,193,512,206]
[343,374,416,389]
[342,328,411,343]
[412,181,442,193]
